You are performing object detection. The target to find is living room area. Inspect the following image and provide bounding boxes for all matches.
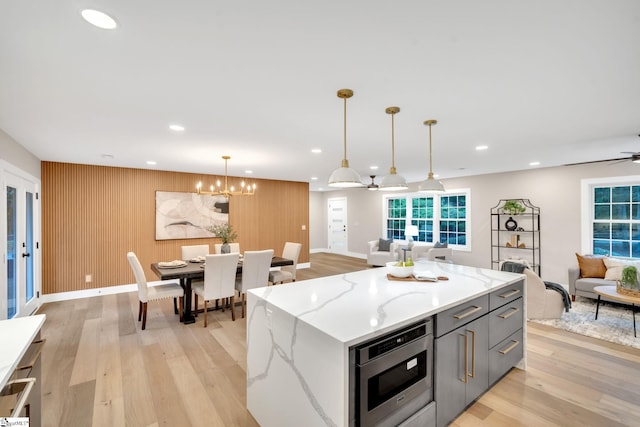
[309,158,640,352]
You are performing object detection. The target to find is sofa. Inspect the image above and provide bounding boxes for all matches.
[367,239,399,266]
[410,244,453,262]
[569,254,639,303]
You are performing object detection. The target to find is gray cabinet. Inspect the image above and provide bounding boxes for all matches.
[434,315,488,427]
[434,280,524,427]
[0,334,43,426]
[434,295,489,427]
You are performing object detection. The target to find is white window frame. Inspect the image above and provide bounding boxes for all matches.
[382,188,471,251]
[581,175,640,256]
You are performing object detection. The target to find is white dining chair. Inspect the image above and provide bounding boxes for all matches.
[181,244,210,260]
[127,252,184,330]
[214,243,241,254]
[193,253,239,326]
[269,242,302,285]
[235,249,274,318]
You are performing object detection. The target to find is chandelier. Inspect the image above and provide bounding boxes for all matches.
[196,155,256,198]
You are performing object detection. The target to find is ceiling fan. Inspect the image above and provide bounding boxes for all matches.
[565,135,640,166]
[564,152,640,167]
[366,175,379,191]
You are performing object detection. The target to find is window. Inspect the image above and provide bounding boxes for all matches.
[383,190,470,249]
[581,176,640,258]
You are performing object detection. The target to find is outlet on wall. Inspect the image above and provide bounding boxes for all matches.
[85,274,92,283]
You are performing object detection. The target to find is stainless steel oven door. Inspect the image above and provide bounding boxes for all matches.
[358,334,433,427]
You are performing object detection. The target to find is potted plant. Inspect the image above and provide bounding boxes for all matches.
[502,200,526,215]
[620,265,638,290]
[208,223,237,253]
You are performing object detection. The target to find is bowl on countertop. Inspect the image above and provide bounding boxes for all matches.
[386,261,414,278]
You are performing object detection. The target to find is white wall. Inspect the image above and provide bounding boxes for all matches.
[0,128,40,178]
[311,161,640,286]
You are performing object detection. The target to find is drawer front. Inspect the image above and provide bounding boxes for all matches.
[489,329,523,386]
[489,279,524,310]
[489,298,523,348]
[435,294,489,337]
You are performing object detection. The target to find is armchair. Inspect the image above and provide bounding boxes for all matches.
[367,239,399,266]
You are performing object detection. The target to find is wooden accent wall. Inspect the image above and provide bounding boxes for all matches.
[41,162,309,295]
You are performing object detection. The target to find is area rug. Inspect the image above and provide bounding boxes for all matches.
[530,297,639,349]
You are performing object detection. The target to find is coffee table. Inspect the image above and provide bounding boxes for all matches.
[594,285,640,338]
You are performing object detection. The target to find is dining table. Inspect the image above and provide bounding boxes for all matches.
[151,256,294,324]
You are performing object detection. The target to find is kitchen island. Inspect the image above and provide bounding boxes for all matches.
[246,261,525,427]
[0,314,45,424]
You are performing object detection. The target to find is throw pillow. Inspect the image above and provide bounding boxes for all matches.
[603,257,640,281]
[434,241,448,248]
[378,238,392,252]
[575,253,606,278]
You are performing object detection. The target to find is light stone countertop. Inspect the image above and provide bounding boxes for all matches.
[249,260,523,346]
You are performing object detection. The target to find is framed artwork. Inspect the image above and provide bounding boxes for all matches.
[155,191,229,240]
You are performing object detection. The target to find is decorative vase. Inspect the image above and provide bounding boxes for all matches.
[505,217,518,231]
[221,243,230,254]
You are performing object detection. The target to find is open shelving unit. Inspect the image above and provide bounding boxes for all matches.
[490,199,541,275]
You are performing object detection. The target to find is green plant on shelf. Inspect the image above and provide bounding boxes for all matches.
[502,200,526,215]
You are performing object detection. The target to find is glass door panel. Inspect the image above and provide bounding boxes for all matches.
[6,185,17,318]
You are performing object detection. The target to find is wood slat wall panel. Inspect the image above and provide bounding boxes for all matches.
[41,162,309,295]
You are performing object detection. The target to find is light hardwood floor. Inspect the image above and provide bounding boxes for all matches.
[37,253,640,427]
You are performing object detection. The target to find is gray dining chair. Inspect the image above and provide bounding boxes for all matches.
[235,249,274,318]
[269,242,302,285]
[127,251,184,330]
[193,253,239,326]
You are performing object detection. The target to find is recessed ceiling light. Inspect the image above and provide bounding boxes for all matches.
[475,145,488,151]
[370,165,379,170]
[169,124,185,132]
[81,9,118,30]
[529,161,540,166]
[245,170,253,174]
[311,177,318,180]
[146,160,157,165]
[101,153,114,160]
[311,148,322,154]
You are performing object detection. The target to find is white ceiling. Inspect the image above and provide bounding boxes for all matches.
[1,1,640,191]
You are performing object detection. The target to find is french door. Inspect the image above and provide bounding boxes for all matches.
[2,167,40,319]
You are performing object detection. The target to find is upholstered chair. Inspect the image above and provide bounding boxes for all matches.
[193,253,239,326]
[235,249,274,318]
[127,252,184,330]
[269,242,302,285]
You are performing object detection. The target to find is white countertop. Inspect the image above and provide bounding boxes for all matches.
[249,260,523,346]
[0,314,46,389]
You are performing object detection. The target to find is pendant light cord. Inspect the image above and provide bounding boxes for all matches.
[391,112,396,169]
[343,96,348,161]
[428,123,433,174]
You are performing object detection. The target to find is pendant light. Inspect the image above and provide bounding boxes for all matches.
[418,119,445,192]
[328,89,364,187]
[379,106,408,191]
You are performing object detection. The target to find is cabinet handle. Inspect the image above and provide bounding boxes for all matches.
[468,329,476,378]
[2,377,35,417]
[461,333,468,384]
[498,340,520,355]
[498,289,520,299]
[453,305,482,320]
[16,339,45,371]
[498,307,520,319]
